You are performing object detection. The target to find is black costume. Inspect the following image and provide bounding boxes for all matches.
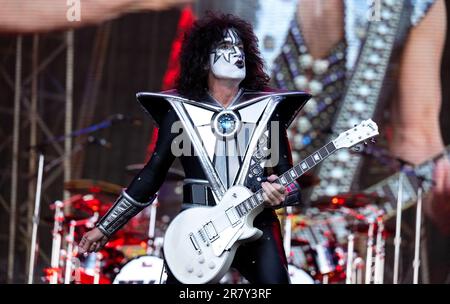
[97,88,310,283]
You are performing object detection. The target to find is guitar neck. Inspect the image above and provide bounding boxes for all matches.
[364,146,450,220]
[233,141,338,218]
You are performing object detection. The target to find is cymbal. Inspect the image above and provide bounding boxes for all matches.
[64,179,123,196]
[125,164,185,181]
[312,192,385,209]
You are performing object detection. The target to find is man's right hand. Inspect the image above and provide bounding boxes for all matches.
[78,228,109,254]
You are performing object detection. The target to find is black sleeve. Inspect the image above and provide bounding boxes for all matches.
[126,108,179,203]
[270,119,302,207]
[273,124,294,176]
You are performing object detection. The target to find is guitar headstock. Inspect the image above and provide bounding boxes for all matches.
[333,119,379,149]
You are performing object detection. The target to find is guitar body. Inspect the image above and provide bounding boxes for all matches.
[163,186,263,284]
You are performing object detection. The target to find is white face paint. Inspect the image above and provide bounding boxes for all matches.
[209,28,246,81]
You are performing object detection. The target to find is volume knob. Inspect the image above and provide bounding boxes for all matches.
[208,261,216,269]
[186,265,194,273]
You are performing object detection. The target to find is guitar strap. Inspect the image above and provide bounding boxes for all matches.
[310,0,407,201]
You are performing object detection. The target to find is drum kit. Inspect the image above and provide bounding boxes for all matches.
[43,166,184,285]
[282,192,389,284]
[43,164,390,285]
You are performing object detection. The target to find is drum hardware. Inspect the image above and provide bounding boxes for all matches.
[412,176,427,284]
[393,170,405,284]
[28,154,45,284]
[63,212,99,284]
[64,221,76,284]
[374,216,385,284]
[364,220,375,284]
[352,257,364,284]
[345,234,355,284]
[283,207,294,263]
[49,199,64,284]
[289,212,347,283]
[283,206,316,284]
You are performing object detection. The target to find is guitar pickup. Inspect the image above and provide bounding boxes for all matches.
[204,221,218,241]
[225,207,240,227]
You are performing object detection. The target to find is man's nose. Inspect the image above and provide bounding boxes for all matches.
[233,47,243,58]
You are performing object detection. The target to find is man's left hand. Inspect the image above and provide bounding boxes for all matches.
[261,175,286,207]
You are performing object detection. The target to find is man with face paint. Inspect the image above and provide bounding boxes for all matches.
[78,13,311,284]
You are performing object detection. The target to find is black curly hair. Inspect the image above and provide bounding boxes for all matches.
[177,12,270,99]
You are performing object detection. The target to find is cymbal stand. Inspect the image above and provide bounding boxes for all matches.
[64,220,76,284]
[283,206,293,262]
[27,154,45,284]
[352,257,364,284]
[393,170,405,284]
[147,195,158,255]
[413,178,424,284]
[364,220,375,284]
[49,200,64,284]
[374,216,385,284]
[93,252,103,284]
[345,234,355,284]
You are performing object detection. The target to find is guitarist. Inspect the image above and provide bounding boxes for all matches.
[79,13,311,284]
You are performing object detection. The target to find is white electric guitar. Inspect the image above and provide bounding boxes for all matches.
[163,119,379,283]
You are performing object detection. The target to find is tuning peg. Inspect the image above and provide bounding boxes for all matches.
[363,141,368,146]
[370,138,376,143]
[352,145,361,152]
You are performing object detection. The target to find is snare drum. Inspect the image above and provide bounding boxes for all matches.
[288,264,315,284]
[113,255,167,284]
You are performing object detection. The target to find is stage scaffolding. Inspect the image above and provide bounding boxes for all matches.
[0,26,111,283]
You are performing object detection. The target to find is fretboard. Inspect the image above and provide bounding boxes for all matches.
[364,146,450,220]
[234,141,338,218]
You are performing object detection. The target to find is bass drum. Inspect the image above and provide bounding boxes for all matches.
[113,255,167,284]
[288,264,315,284]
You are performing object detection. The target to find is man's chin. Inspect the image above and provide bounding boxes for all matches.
[213,72,246,81]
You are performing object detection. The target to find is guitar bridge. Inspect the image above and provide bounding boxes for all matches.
[189,233,202,254]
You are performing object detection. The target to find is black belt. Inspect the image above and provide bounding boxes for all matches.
[182,180,216,207]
